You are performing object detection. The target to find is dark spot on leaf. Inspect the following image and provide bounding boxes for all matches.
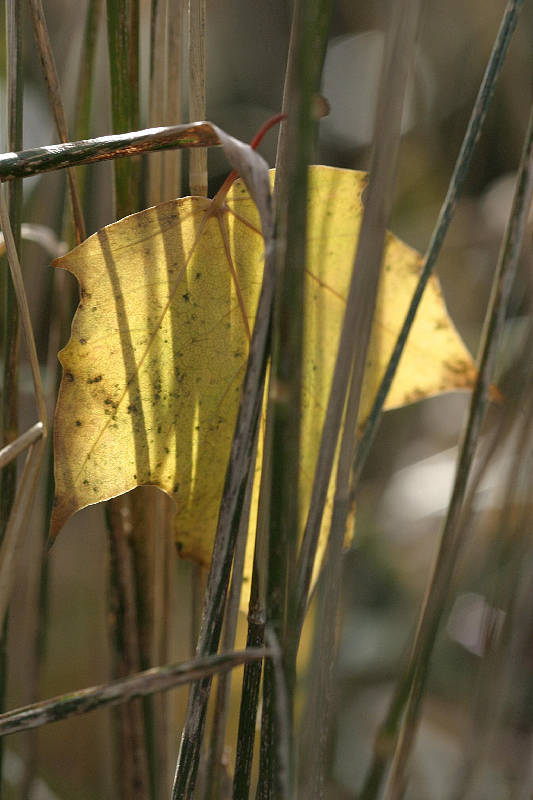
[83,479,89,485]
[93,487,98,493]
[127,404,137,414]
[65,372,75,382]
[173,483,179,493]
[165,447,169,454]
[75,420,82,427]
[195,272,201,280]
[79,338,87,345]
[182,292,190,302]
[87,375,103,384]
[157,424,162,433]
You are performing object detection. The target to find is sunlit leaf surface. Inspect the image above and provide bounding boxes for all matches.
[51,167,476,572]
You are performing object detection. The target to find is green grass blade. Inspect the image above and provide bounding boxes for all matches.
[255,0,332,796]
[106,0,141,218]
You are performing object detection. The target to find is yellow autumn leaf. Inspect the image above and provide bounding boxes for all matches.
[51,166,476,572]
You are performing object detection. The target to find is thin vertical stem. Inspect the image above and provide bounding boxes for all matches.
[170,117,278,799]
[148,0,168,205]
[148,0,184,204]
[171,277,273,798]
[151,494,175,797]
[188,0,207,195]
[450,375,533,800]
[232,413,273,800]
[1,4,22,483]
[35,24,103,786]
[0,182,47,794]
[203,436,257,800]
[356,13,524,797]
[232,565,265,799]
[1,0,22,537]
[107,496,152,800]
[0,3,22,790]
[74,0,103,143]
[146,6,185,779]
[384,101,533,800]
[299,2,422,796]
[107,0,141,218]
[172,373,269,797]
[165,0,184,197]
[105,4,152,797]
[351,0,524,492]
[28,0,86,243]
[256,1,332,797]
[146,4,185,781]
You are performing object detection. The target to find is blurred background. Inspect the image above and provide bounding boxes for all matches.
[1,0,533,797]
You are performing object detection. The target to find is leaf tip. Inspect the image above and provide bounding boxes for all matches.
[48,494,76,542]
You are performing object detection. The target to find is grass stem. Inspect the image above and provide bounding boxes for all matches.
[0,648,269,738]
[351,0,524,492]
[383,99,533,800]
[171,158,274,798]
[298,1,422,793]
[188,0,207,196]
[28,0,86,243]
[0,122,225,181]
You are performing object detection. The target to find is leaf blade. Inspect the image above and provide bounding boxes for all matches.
[51,166,477,571]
